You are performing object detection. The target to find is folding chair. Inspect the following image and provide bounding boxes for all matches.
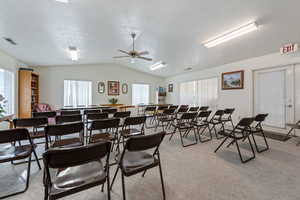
[189,106,199,112]
[221,108,235,129]
[110,132,166,200]
[192,111,212,142]
[249,114,269,153]
[43,142,111,200]
[60,110,81,116]
[155,108,176,132]
[0,128,41,199]
[55,114,82,124]
[142,106,157,128]
[169,112,198,147]
[208,110,225,139]
[214,117,256,163]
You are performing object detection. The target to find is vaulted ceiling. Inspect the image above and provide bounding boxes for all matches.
[1,0,300,77]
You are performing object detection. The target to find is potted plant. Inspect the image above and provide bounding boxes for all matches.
[0,94,7,117]
[108,98,118,105]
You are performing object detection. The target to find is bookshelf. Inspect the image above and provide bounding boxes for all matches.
[19,69,39,118]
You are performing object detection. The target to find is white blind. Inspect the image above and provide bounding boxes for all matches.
[180,77,218,108]
[64,80,92,106]
[132,84,150,105]
[180,81,197,106]
[0,68,14,115]
[198,77,218,110]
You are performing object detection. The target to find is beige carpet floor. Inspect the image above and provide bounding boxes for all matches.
[1,128,300,200]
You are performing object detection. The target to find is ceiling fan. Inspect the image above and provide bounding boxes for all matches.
[113,33,152,63]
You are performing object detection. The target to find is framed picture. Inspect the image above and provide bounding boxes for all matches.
[222,70,244,90]
[107,81,120,96]
[122,83,128,94]
[98,82,105,94]
[168,84,173,92]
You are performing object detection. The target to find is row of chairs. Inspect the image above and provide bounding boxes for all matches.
[0,126,166,200]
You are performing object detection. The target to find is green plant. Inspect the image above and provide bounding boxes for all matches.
[108,98,118,105]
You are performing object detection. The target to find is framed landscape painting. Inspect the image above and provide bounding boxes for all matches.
[222,70,244,90]
[107,81,120,96]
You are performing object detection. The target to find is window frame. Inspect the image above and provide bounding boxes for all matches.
[131,83,150,106]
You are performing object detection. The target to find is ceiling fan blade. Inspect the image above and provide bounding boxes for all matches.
[137,51,149,56]
[118,49,130,55]
[113,56,131,58]
[137,56,153,61]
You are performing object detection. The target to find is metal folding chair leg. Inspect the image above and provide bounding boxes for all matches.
[197,126,213,143]
[235,136,256,163]
[179,128,197,147]
[251,131,269,153]
[214,136,229,153]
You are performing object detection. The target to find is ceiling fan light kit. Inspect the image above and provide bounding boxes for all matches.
[150,61,167,71]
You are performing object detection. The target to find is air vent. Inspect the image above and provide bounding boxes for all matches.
[184,67,192,71]
[3,37,17,45]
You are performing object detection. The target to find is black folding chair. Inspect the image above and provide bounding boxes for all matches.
[60,110,81,116]
[189,106,199,112]
[142,106,157,128]
[55,114,82,124]
[43,142,111,200]
[155,108,176,132]
[221,108,235,129]
[199,106,209,111]
[169,112,198,147]
[249,114,269,153]
[192,111,212,142]
[45,122,84,150]
[208,110,225,139]
[110,132,166,200]
[33,111,57,125]
[113,111,131,127]
[214,117,256,163]
[0,128,41,199]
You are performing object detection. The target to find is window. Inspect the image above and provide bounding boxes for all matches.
[64,80,92,106]
[132,84,150,105]
[180,77,218,109]
[0,68,14,115]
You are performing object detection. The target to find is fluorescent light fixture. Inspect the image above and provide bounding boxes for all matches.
[150,61,167,71]
[55,0,69,3]
[68,46,79,61]
[203,22,258,48]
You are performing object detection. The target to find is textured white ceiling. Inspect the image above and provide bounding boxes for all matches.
[0,0,300,77]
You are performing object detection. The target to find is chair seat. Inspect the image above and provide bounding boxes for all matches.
[158,117,174,122]
[0,144,32,163]
[209,119,222,125]
[50,161,106,199]
[52,138,83,148]
[192,121,208,127]
[172,122,193,129]
[120,129,143,137]
[218,130,245,139]
[90,133,115,143]
[286,123,300,129]
[120,151,158,176]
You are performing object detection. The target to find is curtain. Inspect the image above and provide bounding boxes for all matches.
[64,80,92,106]
[179,77,218,108]
[132,84,150,105]
[0,68,14,115]
[179,81,197,106]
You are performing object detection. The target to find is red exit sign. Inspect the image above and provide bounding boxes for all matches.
[280,43,298,54]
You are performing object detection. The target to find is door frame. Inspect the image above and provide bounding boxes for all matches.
[252,64,296,133]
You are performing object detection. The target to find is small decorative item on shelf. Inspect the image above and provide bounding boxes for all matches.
[122,83,128,94]
[98,82,105,94]
[0,94,7,117]
[108,98,118,105]
[108,81,120,96]
[168,84,173,92]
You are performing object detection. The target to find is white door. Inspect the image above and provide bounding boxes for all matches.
[254,66,294,129]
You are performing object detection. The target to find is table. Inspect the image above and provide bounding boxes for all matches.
[61,105,111,110]
[286,121,300,146]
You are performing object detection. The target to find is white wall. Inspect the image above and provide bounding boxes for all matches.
[33,63,164,109]
[165,52,300,131]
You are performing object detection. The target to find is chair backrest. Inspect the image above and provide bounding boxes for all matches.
[124,116,146,126]
[61,110,81,116]
[181,112,198,120]
[157,105,168,111]
[199,106,209,111]
[33,111,56,118]
[237,117,255,128]
[254,114,268,122]
[43,142,111,169]
[144,106,157,112]
[90,118,120,130]
[83,109,101,115]
[101,108,117,114]
[198,110,212,119]
[189,107,199,112]
[45,122,84,137]
[56,114,82,124]
[125,132,165,151]
[169,105,179,110]
[13,117,48,128]
[87,113,109,121]
[224,108,235,115]
[177,106,189,113]
[163,108,176,115]
[0,128,30,144]
[113,111,131,118]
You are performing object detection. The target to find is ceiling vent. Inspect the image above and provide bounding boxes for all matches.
[3,37,17,45]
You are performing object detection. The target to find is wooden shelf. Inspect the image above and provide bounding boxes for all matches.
[19,69,39,118]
